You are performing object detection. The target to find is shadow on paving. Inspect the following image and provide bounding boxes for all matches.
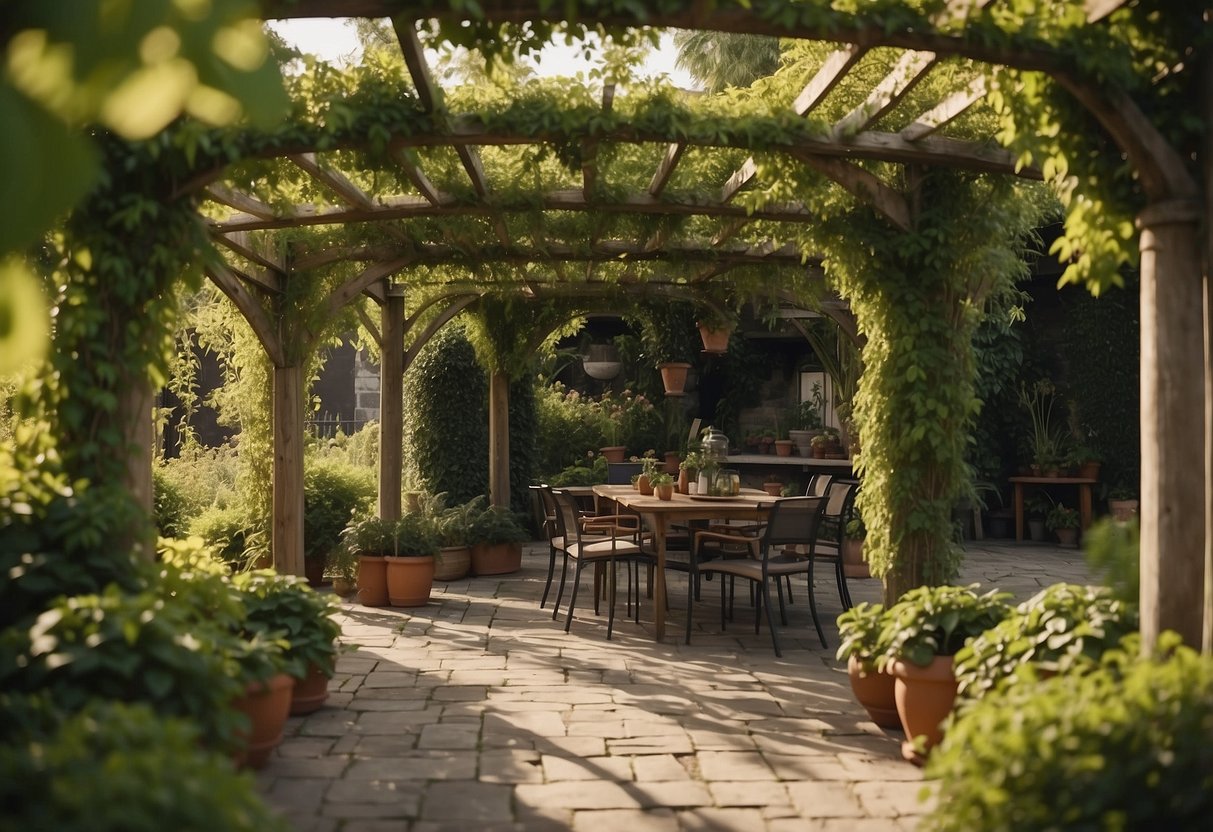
[256,538,1091,831]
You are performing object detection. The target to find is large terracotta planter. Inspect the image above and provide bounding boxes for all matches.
[385,555,435,606]
[847,656,900,729]
[231,672,294,769]
[434,545,472,581]
[842,538,870,578]
[774,439,793,457]
[357,555,389,607]
[1055,527,1079,547]
[600,445,627,463]
[471,541,522,576]
[290,662,331,715]
[697,322,732,354]
[1109,498,1138,521]
[891,655,958,765]
[658,362,692,396]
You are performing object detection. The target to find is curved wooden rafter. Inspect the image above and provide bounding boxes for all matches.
[321,255,416,321]
[205,261,287,368]
[401,295,481,374]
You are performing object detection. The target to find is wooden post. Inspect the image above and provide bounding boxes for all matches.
[379,293,404,521]
[273,363,305,576]
[1202,49,1213,656]
[118,374,155,560]
[489,369,510,509]
[1137,198,1206,649]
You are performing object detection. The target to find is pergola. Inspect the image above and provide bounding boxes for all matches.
[131,0,1206,648]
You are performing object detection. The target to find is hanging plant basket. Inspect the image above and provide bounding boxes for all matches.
[583,343,622,380]
[697,321,733,354]
[658,362,692,396]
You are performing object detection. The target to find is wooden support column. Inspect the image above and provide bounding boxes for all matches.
[1202,48,1213,655]
[118,374,155,560]
[273,364,306,576]
[489,370,510,509]
[1138,198,1206,649]
[379,293,404,521]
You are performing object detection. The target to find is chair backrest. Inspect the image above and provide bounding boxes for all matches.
[760,496,827,552]
[549,488,588,545]
[531,484,558,540]
[819,480,859,544]
[606,461,644,485]
[805,473,834,498]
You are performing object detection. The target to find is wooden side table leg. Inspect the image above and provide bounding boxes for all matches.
[1014,482,1025,542]
[1079,484,1093,532]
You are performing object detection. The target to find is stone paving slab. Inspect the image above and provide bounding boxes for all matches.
[258,539,1091,829]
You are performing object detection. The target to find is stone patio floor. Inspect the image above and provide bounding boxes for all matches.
[258,538,1093,831]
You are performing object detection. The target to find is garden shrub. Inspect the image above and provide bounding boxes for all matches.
[953,583,1139,708]
[152,464,190,538]
[924,635,1213,831]
[231,570,341,678]
[303,458,375,565]
[534,382,606,474]
[1083,516,1140,604]
[404,324,488,505]
[154,442,241,515]
[307,420,380,469]
[0,695,288,832]
[188,504,256,568]
[0,584,259,752]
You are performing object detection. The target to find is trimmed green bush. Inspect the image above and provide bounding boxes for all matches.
[468,504,530,546]
[880,584,1012,669]
[923,635,1213,831]
[0,695,289,832]
[953,583,1138,708]
[188,504,256,567]
[152,464,190,538]
[303,458,374,567]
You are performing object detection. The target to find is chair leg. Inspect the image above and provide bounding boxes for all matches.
[836,561,853,610]
[539,544,558,609]
[685,565,696,645]
[784,574,794,604]
[564,561,584,633]
[606,559,617,640]
[775,575,789,625]
[719,575,728,631]
[552,553,571,620]
[806,559,827,648]
[753,580,762,635]
[760,579,782,658]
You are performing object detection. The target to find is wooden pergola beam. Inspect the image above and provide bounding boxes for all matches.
[832,50,938,138]
[290,152,374,208]
[205,262,286,368]
[793,45,867,116]
[649,142,686,197]
[583,84,615,200]
[213,231,286,284]
[792,153,912,231]
[205,184,277,219]
[900,76,987,141]
[391,147,448,205]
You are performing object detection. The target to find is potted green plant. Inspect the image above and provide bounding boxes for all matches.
[467,504,530,576]
[1025,492,1051,542]
[1019,379,1067,475]
[1046,502,1080,546]
[879,584,1012,763]
[843,515,869,578]
[384,512,440,607]
[648,470,675,500]
[342,515,397,607]
[789,384,825,457]
[1107,485,1139,521]
[679,447,705,494]
[232,570,342,716]
[434,496,479,581]
[836,602,899,728]
[952,583,1139,714]
[325,540,358,597]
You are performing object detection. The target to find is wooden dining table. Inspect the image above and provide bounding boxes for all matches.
[591,484,779,642]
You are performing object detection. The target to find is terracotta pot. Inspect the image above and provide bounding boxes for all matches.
[471,541,522,576]
[385,555,435,607]
[788,430,815,458]
[231,672,294,769]
[847,657,900,729]
[1055,527,1079,547]
[658,362,692,396]
[404,491,422,513]
[842,538,870,578]
[891,655,958,765]
[663,451,680,474]
[600,446,627,463]
[762,482,783,497]
[356,555,389,607]
[774,439,793,457]
[434,545,472,581]
[290,662,331,715]
[812,446,825,459]
[304,557,326,588]
[637,474,653,496]
[1109,499,1138,521]
[654,483,674,501]
[332,576,357,597]
[697,322,732,354]
[677,468,689,494]
[1078,461,1101,480]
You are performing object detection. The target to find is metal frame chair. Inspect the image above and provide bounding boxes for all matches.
[807,480,860,613]
[686,496,828,656]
